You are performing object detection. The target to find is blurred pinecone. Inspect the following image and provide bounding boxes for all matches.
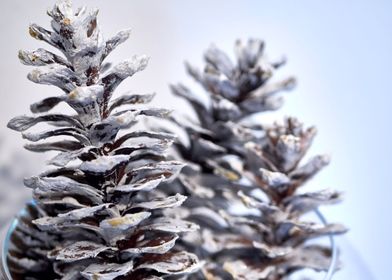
[170,39,296,161]
[163,40,296,221]
[6,1,200,279]
[165,41,347,279]
[218,118,347,279]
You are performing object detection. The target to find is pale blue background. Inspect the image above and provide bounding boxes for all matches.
[0,1,390,279]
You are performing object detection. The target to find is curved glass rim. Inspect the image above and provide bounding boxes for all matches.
[1,216,18,280]
[1,205,337,280]
[1,201,31,280]
[315,209,338,280]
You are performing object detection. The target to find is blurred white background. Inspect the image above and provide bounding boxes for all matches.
[0,1,390,279]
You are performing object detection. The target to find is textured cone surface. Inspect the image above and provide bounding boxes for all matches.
[163,40,346,279]
[7,1,199,279]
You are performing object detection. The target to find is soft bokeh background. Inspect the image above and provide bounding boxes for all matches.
[0,0,389,279]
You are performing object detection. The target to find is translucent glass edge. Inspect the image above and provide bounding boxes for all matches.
[1,218,18,280]
[1,201,34,280]
[315,209,338,280]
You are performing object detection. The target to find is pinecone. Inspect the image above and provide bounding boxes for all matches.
[166,40,296,202]
[218,117,347,279]
[6,1,200,279]
[165,41,347,279]
[162,40,296,225]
